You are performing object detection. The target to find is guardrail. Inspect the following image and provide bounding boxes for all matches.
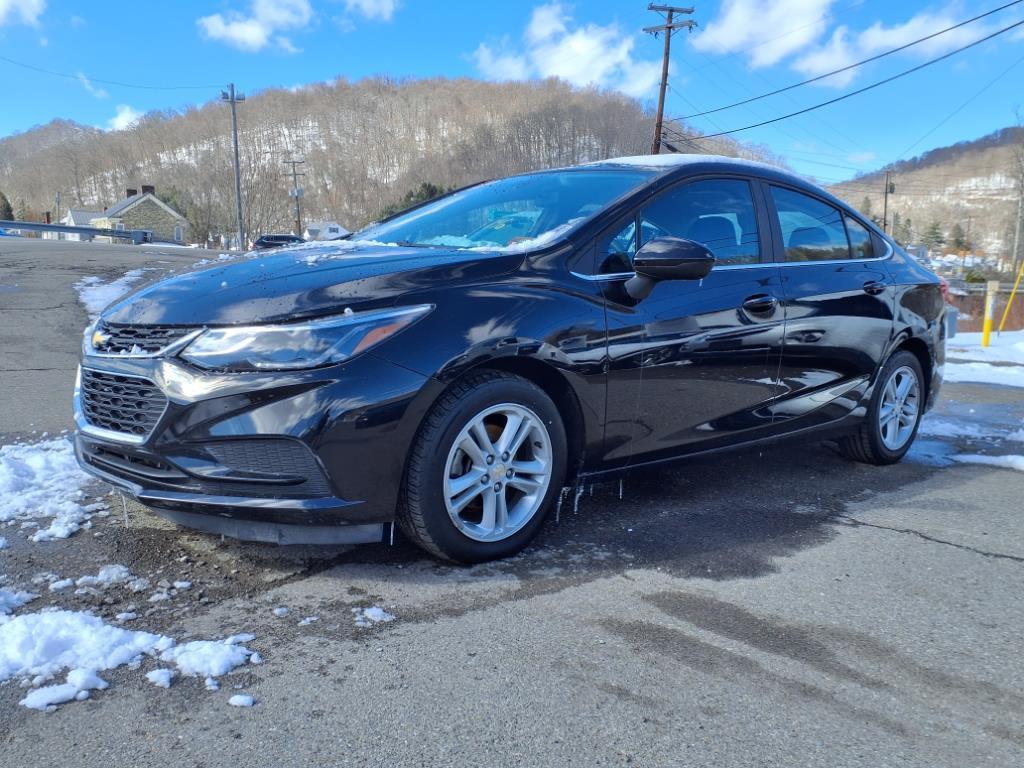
[0,220,152,245]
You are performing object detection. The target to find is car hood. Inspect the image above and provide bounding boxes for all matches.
[101,242,523,326]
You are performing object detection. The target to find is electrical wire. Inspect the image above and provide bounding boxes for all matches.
[690,18,1024,140]
[0,54,223,91]
[678,0,1023,119]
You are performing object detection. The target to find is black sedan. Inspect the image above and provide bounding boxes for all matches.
[74,155,945,562]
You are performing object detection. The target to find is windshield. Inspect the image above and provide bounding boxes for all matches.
[354,169,654,251]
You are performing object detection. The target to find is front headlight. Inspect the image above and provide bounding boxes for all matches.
[179,305,433,372]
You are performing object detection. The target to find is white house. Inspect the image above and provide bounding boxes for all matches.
[42,208,103,241]
[304,220,349,241]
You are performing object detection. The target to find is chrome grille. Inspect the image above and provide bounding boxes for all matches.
[93,322,194,355]
[79,368,167,438]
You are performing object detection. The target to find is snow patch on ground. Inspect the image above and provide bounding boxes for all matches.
[352,606,395,627]
[0,588,37,615]
[943,362,1024,388]
[0,608,259,710]
[918,417,997,439]
[74,269,147,319]
[297,616,319,626]
[228,694,255,707]
[953,454,1024,472]
[0,536,7,550]
[158,636,256,678]
[947,330,1024,366]
[0,438,103,542]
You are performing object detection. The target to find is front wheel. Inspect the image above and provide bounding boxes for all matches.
[398,371,567,563]
[839,350,924,465]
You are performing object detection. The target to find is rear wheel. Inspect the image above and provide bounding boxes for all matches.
[839,350,924,465]
[398,371,567,563]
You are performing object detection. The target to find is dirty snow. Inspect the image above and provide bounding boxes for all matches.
[74,269,147,320]
[48,579,74,592]
[0,536,7,550]
[76,564,132,589]
[352,606,395,627]
[918,417,996,439]
[0,438,103,542]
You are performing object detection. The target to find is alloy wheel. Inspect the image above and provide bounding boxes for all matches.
[443,403,553,543]
[878,365,920,450]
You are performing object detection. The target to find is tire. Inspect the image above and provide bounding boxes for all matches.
[838,350,924,465]
[398,370,567,563]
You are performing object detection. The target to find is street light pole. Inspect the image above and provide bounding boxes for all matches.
[221,83,246,249]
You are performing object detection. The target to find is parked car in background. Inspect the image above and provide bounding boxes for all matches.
[74,155,945,563]
[251,233,305,249]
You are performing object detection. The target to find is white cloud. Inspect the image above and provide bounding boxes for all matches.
[344,0,397,21]
[793,7,1012,87]
[692,0,837,68]
[0,0,45,27]
[107,105,141,131]
[197,0,312,53]
[472,3,662,98]
[77,72,109,99]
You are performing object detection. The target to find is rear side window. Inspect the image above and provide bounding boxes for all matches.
[770,186,849,262]
[844,215,875,259]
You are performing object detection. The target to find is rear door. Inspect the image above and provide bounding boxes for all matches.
[600,176,786,467]
[764,183,895,428]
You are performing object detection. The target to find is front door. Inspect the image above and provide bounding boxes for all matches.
[600,177,786,467]
[763,183,895,427]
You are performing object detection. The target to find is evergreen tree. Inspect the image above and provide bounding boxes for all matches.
[950,222,970,251]
[860,196,873,219]
[0,190,13,221]
[923,221,945,251]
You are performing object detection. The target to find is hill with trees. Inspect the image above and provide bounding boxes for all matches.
[0,77,776,245]
[829,126,1023,262]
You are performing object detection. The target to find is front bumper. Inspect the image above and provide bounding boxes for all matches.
[74,351,442,542]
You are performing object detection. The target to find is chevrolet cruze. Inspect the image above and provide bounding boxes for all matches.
[74,155,945,562]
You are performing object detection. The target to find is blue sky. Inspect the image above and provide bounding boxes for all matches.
[1,0,1023,181]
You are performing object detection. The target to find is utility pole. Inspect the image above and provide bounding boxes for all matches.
[644,4,697,155]
[882,171,895,234]
[221,83,246,249]
[283,158,306,236]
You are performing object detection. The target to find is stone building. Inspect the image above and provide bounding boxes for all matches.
[91,185,187,243]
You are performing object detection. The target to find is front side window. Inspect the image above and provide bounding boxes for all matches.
[596,178,763,273]
[770,186,851,262]
[356,170,654,252]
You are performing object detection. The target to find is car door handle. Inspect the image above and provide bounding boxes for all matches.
[863,280,887,296]
[742,294,778,313]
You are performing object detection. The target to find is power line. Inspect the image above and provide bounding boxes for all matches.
[0,54,221,90]
[895,50,1024,160]
[690,18,1024,140]
[678,0,1023,120]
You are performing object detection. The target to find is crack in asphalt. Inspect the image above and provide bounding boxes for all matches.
[836,514,1024,563]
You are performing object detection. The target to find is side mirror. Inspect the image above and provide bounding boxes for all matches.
[624,237,715,300]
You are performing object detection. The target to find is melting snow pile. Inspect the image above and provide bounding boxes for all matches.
[954,454,1024,472]
[0,438,104,541]
[352,606,395,627]
[75,269,147,319]
[0,608,259,711]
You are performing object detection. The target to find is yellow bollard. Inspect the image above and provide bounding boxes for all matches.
[997,259,1024,335]
[981,280,999,347]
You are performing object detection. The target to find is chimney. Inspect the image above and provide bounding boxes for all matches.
[141,184,155,196]
[126,188,138,198]
[44,211,51,224]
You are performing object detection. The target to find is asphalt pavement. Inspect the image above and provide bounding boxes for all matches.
[1,237,1022,768]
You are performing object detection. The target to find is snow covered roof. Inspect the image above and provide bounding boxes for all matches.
[587,153,788,176]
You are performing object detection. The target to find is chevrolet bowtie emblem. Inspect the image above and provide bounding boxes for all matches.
[91,329,111,349]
